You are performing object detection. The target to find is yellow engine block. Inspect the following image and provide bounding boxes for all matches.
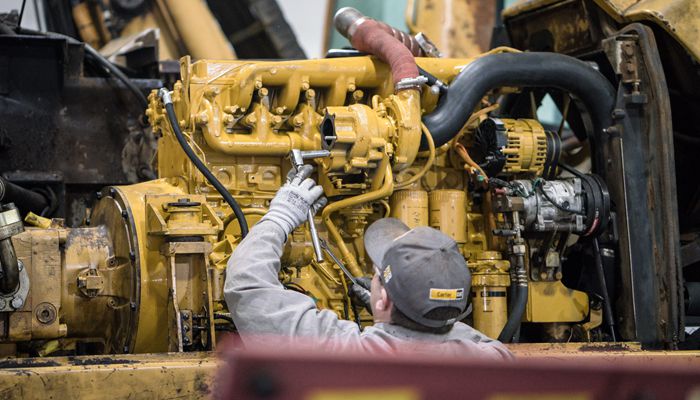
[0,54,593,356]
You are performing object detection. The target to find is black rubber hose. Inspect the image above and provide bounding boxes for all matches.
[0,177,49,216]
[498,283,528,343]
[159,89,249,237]
[422,52,616,167]
[83,44,148,110]
[593,238,617,341]
[498,254,528,343]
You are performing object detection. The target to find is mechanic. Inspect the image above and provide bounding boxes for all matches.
[224,165,512,360]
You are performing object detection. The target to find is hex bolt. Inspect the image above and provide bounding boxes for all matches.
[130,302,137,311]
[11,297,23,309]
[129,251,136,262]
[109,188,116,197]
[121,210,128,219]
[612,108,626,120]
[96,191,103,200]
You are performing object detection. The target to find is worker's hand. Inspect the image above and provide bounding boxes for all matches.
[350,276,373,315]
[261,165,327,235]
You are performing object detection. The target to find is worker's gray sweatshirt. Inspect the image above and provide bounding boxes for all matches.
[224,220,513,360]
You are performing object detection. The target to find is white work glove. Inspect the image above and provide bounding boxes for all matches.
[261,164,327,235]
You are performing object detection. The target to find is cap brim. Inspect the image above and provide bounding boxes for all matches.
[364,218,410,268]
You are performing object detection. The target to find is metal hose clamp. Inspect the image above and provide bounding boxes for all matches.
[395,76,428,91]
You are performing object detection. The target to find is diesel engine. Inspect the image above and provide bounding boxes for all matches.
[0,6,671,356]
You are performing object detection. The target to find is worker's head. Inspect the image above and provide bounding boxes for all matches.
[364,218,471,334]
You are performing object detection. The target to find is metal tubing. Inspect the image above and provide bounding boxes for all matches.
[322,161,394,277]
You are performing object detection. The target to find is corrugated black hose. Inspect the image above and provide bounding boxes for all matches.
[158,89,249,238]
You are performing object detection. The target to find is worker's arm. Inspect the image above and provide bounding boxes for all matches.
[223,166,362,345]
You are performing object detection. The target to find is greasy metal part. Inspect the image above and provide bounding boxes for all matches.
[0,352,217,399]
[0,205,23,294]
[0,260,29,312]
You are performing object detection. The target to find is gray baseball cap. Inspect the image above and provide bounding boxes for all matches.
[364,218,471,328]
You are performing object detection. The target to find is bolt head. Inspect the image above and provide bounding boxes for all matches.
[11,297,23,309]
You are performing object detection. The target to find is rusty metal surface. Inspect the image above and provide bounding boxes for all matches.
[508,342,700,364]
[504,0,604,55]
[595,0,700,60]
[0,352,217,399]
[406,0,497,57]
[504,0,700,60]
